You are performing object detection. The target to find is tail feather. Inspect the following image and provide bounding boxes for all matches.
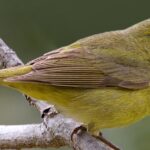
[0,65,32,80]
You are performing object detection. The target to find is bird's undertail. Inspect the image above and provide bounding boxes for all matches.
[0,65,32,84]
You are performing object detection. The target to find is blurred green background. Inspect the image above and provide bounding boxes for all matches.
[0,0,149,150]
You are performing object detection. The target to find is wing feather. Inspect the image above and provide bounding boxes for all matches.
[7,47,150,89]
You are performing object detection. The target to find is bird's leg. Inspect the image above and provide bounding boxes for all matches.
[93,132,120,150]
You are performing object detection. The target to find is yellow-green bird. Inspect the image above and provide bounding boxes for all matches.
[0,19,150,133]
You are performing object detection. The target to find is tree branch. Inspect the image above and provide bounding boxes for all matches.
[0,39,118,150]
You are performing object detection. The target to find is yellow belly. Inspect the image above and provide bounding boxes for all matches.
[4,81,150,133]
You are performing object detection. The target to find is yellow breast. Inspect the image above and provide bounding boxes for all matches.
[4,81,150,133]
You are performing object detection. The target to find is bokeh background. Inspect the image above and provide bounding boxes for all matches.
[0,0,149,150]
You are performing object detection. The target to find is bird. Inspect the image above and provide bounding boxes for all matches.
[0,18,150,134]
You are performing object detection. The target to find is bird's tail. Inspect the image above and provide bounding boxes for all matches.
[0,65,32,84]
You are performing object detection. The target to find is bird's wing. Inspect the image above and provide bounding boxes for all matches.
[8,46,150,90]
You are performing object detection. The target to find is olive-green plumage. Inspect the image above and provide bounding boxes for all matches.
[0,19,150,133]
